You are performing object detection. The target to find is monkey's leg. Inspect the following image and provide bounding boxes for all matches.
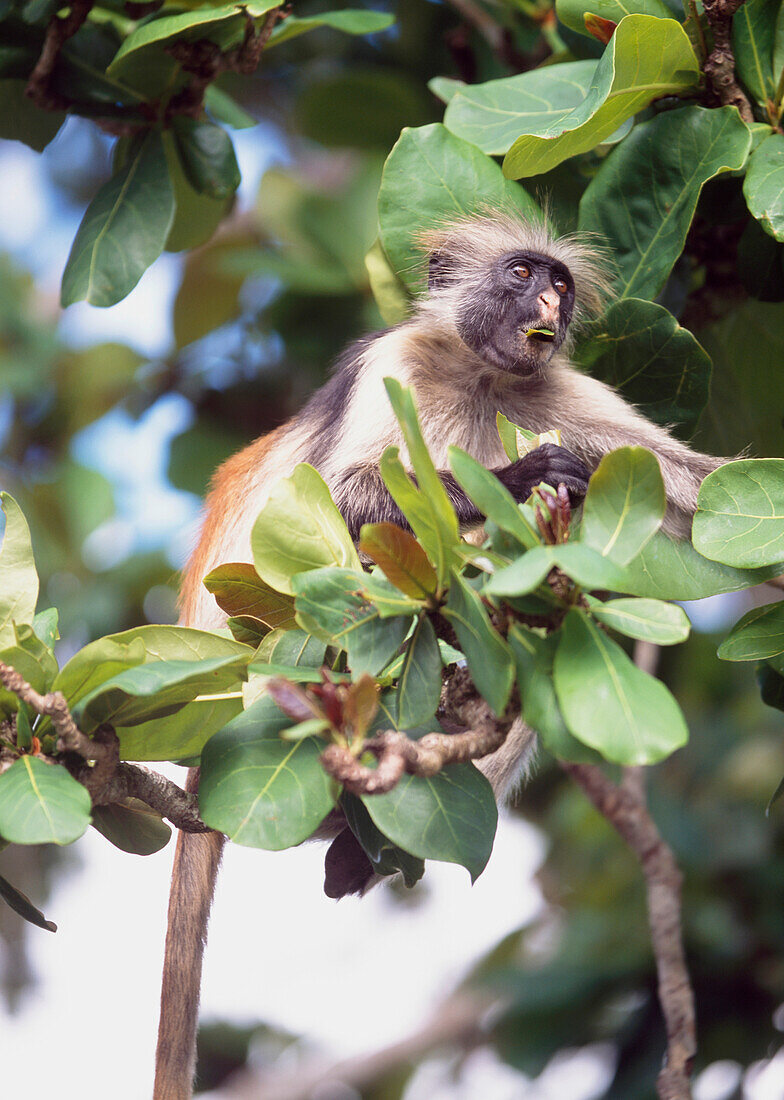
[333,444,590,540]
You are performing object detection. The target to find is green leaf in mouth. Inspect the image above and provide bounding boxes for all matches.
[525,327,555,341]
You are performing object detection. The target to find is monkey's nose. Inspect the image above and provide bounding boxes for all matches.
[538,290,560,324]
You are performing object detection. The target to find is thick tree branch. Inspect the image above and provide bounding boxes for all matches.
[702,0,754,122]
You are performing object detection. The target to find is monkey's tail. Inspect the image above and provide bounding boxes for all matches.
[154,767,225,1100]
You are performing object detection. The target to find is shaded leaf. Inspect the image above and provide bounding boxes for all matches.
[266,8,394,47]
[362,763,497,882]
[573,297,712,434]
[0,872,56,932]
[0,79,63,151]
[251,464,361,595]
[503,16,699,179]
[553,609,688,764]
[396,615,443,729]
[91,798,172,855]
[449,447,539,548]
[0,757,91,845]
[61,130,175,307]
[342,792,425,885]
[204,562,297,630]
[443,573,515,716]
[172,117,241,200]
[204,84,257,129]
[732,0,778,106]
[579,106,751,300]
[199,696,336,849]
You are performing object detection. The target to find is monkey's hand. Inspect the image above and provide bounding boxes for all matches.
[494,443,591,504]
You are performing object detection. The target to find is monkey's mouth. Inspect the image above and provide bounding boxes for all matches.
[524,327,556,343]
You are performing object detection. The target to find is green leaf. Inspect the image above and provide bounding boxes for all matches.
[572,298,712,434]
[204,84,257,129]
[486,542,627,597]
[443,60,598,155]
[693,459,784,567]
[362,763,498,882]
[108,4,279,73]
[508,623,602,764]
[619,528,781,599]
[503,16,700,179]
[586,596,691,644]
[581,447,665,564]
[172,117,241,200]
[266,8,394,47]
[72,655,249,734]
[32,608,59,650]
[254,627,326,668]
[556,0,672,36]
[359,522,438,598]
[161,129,231,252]
[744,134,784,242]
[579,106,751,300]
[359,573,423,619]
[732,0,779,106]
[385,379,459,540]
[119,694,245,762]
[443,573,515,716]
[61,130,175,307]
[341,793,425,885]
[449,447,539,549]
[0,79,64,151]
[292,568,410,676]
[0,757,92,845]
[251,464,361,596]
[0,493,39,649]
[717,601,784,660]
[428,76,465,104]
[0,872,56,932]
[204,562,297,630]
[775,1,784,76]
[553,609,688,764]
[378,123,538,293]
[199,696,336,849]
[380,449,458,588]
[396,615,443,729]
[91,798,172,855]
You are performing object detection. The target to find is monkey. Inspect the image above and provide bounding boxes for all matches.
[154,212,724,1099]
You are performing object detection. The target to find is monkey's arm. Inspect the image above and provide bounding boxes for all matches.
[547,365,723,537]
[332,444,590,540]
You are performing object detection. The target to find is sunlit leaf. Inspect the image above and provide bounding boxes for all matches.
[744,134,784,242]
[586,596,690,644]
[396,615,443,729]
[266,8,394,47]
[503,16,699,179]
[718,601,784,661]
[0,493,39,649]
[359,522,438,598]
[449,447,539,549]
[581,447,665,564]
[204,562,297,630]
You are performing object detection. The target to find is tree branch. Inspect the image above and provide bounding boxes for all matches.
[320,667,519,795]
[25,0,93,112]
[0,660,210,833]
[702,0,754,122]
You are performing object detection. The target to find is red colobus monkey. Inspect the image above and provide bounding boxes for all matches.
[154,213,722,1099]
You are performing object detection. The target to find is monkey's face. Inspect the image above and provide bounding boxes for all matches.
[455,252,575,376]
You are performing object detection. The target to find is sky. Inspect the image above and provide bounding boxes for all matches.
[0,116,782,1099]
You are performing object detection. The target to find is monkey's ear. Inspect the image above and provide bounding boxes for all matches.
[428,250,449,289]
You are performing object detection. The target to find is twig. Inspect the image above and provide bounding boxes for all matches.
[25,0,93,111]
[0,660,210,833]
[320,667,518,796]
[702,0,754,122]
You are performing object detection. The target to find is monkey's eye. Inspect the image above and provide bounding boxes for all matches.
[553,276,568,295]
[513,263,531,280]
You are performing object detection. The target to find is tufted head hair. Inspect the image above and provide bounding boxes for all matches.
[415,209,611,329]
